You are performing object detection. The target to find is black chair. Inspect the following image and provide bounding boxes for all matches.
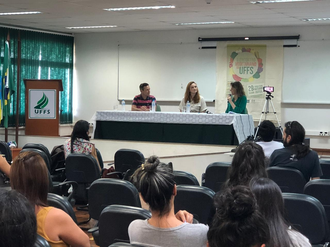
[304,179,330,224]
[23,143,52,167]
[202,162,231,192]
[267,166,307,193]
[47,193,77,223]
[21,147,51,172]
[283,193,330,245]
[96,148,104,169]
[113,149,145,180]
[320,159,330,179]
[173,170,199,186]
[65,153,100,204]
[0,141,12,163]
[35,235,51,247]
[98,205,151,247]
[174,185,215,225]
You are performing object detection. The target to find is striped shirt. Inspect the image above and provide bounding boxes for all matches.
[132,94,156,109]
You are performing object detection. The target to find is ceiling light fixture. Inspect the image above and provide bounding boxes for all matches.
[176,21,234,26]
[104,5,175,11]
[66,25,117,29]
[302,17,330,21]
[0,11,41,16]
[251,0,312,4]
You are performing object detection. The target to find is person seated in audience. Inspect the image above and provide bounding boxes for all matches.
[225,81,247,114]
[179,81,207,113]
[0,189,37,247]
[207,186,270,247]
[226,142,267,188]
[128,156,208,247]
[270,121,322,181]
[131,83,156,111]
[64,119,100,171]
[256,120,284,158]
[0,152,90,247]
[250,177,311,247]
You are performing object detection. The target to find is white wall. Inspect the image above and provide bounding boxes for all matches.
[74,26,330,148]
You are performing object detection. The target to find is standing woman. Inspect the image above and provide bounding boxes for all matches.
[179,81,207,113]
[225,81,247,114]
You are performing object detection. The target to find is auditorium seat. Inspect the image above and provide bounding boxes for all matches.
[202,162,231,192]
[0,141,12,163]
[320,159,330,179]
[113,149,145,180]
[47,193,77,223]
[35,235,51,247]
[173,170,199,186]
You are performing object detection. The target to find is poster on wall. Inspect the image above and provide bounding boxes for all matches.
[29,89,56,119]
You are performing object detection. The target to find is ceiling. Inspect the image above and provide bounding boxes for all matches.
[0,0,329,34]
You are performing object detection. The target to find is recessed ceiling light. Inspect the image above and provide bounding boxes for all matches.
[66,25,117,29]
[251,0,312,4]
[176,21,234,26]
[0,11,41,16]
[302,17,330,21]
[104,5,175,11]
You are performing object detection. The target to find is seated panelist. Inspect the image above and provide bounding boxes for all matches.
[131,83,156,111]
[225,81,247,114]
[179,81,207,113]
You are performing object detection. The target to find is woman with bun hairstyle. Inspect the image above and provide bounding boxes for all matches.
[225,81,247,114]
[128,156,208,247]
[207,186,270,247]
[179,81,207,113]
[250,178,311,247]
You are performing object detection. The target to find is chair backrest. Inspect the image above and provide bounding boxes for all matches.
[50,144,66,176]
[114,149,145,180]
[47,193,77,223]
[174,185,215,225]
[304,179,330,223]
[283,193,330,245]
[203,162,231,192]
[320,159,330,179]
[96,148,104,169]
[88,178,141,220]
[267,166,307,193]
[35,235,51,247]
[173,170,199,186]
[99,205,151,247]
[23,143,52,168]
[0,141,12,163]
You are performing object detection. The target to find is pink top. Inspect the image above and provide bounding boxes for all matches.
[64,138,94,158]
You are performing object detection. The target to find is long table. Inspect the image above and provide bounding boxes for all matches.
[93,111,254,145]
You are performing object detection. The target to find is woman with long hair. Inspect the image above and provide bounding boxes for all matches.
[225,81,247,114]
[129,156,208,247]
[179,81,207,113]
[250,177,311,247]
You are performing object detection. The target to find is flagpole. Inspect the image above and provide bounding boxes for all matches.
[15,31,21,146]
[4,32,9,143]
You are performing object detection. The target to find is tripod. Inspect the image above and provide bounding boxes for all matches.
[254,92,283,140]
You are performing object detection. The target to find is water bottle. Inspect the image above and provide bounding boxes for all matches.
[121,99,125,111]
[151,100,156,112]
[186,101,191,113]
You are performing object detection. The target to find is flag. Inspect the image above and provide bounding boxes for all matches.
[0,75,2,122]
[2,40,14,128]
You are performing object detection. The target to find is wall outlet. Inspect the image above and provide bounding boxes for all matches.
[324,131,329,136]
[320,131,324,136]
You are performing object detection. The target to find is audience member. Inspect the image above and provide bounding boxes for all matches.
[64,119,100,170]
[226,142,267,188]
[179,81,207,113]
[207,186,270,247]
[270,121,322,181]
[0,151,90,247]
[129,156,208,247]
[250,177,311,247]
[256,120,284,158]
[0,189,37,247]
[225,81,247,114]
[131,83,156,111]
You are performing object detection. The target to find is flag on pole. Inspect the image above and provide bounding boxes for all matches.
[2,40,14,128]
[0,75,2,122]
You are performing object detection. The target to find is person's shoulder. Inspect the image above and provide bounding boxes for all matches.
[182,222,209,232]
[129,219,146,228]
[45,207,72,224]
[272,140,284,148]
[149,95,156,99]
[288,229,311,246]
[133,94,141,99]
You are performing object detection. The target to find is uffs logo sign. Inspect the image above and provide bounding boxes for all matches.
[34,93,50,114]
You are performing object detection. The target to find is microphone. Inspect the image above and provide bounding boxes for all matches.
[227,94,232,102]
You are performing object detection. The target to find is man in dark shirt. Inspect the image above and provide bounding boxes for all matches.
[131,83,156,111]
[270,121,322,181]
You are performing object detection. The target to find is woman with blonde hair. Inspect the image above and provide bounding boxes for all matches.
[179,81,207,113]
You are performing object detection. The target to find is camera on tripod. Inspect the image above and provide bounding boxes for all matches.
[263,86,274,94]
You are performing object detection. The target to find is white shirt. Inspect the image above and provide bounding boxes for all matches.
[179,95,207,113]
[257,140,284,158]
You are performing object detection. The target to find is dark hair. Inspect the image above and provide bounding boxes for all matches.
[184,81,200,104]
[258,120,276,142]
[208,186,270,247]
[230,81,245,97]
[284,121,310,159]
[131,155,174,216]
[0,190,37,247]
[71,120,90,153]
[11,151,49,206]
[250,178,292,247]
[139,83,149,91]
[227,142,267,187]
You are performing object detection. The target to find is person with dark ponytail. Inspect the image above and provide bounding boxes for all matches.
[270,121,322,181]
[128,156,208,247]
[250,178,311,247]
[207,186,270,247]
[64,120,100,170]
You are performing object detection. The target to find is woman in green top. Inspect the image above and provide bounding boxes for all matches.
[225,81,247,114]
